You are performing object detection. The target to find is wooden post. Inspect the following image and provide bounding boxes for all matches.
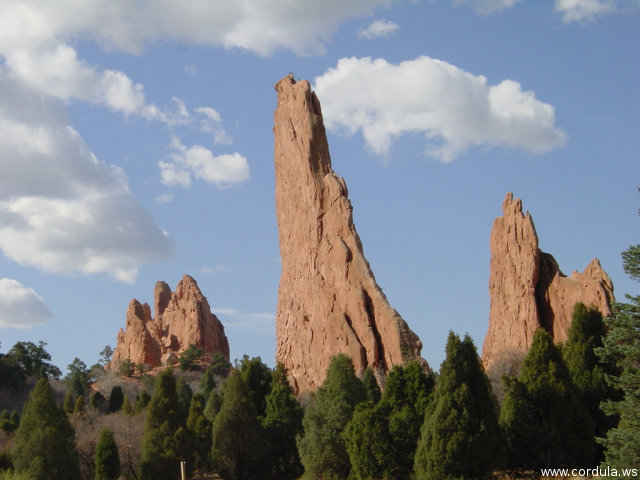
[180,460,186,480]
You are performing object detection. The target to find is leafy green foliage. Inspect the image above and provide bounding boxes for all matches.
[94,427,120,480]
[362,366,381,405]
[178,344,204,371]
[200,367,216,397]
[597,238,640,470]
[140,369,188,480]
[500,329,593,469]
[5,341,60,378]
[121,394,133,414]
[0,410,19,435]
[414,332,501,480]
[211,371,265,480]
[107,386,124,413]
[239,355,272,418]
[74,395,85,414]
[186,394,212,469]
[117,359,134,377]
[63,392,75,413]
[262,364,303,480]
[98,346,113,367]
[12,378,81,480]
[563,302,617,462]
[209,352,232,378]
[297,354,366,480]
[64,358,90,398]
[204,389,222,422]
[133,391,151,413]
[176,376,193,420]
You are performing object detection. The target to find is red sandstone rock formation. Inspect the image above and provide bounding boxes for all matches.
[482,193,614,374]
[273,74,426,393]
[110,275,229,370]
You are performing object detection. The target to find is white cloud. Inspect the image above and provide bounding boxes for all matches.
[454,0,521,14]
[0,278,52,329]
[201,265,231,274]
[358,19,399,39]
[0,70,173,283]
[155,192,175,204]
[196,107,233,145]
[313,56,566,162]
[161,137,250,189]
[554,0,617,22]
[185,65,198,76]
[214,307,275,335]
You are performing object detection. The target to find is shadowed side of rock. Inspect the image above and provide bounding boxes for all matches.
[273,74,426,393]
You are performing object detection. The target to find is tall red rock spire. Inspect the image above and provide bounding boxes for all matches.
[273,74,426,393]
[482,193,614,374]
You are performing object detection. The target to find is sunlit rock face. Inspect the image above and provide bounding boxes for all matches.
[273,74,427,393]
[482,193,614,375]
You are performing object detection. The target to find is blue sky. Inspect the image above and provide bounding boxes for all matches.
[0,0,638,374]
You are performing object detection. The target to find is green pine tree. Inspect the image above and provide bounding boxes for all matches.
[414,332,501,480]
[204,388,222,421]
[211,370,265,480]
[362,366,381,405]
[176,376,193,420]
[133,390,151,413]
[239,355,272,418]
[500,328,593,470]
[297,354,366,480]
[186,394,212,469]
[121,394,133,415]
[140,369,188,480]
[262,364,303,479]
[63,392,75,413]
[597,233,640,472]
[94,427,120,480]
[563,302,617,462]
[12,378,81,480]
[64,358,90,399]
[107,386,124,413]
[200,367,216,397]
[74,395,85,414]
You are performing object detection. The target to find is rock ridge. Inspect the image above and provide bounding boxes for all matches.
[273,74,426,393]
[109,275,229,370]
[482,193,614,374]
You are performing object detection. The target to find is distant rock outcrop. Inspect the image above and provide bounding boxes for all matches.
[482,193,614,374]
[273,74,426,393]
[109,275,229,370]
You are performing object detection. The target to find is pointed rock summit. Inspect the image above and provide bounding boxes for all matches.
[110,275,229,370]
[482,193,614,374]
[273,74,426,393]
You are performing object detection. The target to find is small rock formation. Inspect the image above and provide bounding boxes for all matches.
[273,74,426,393]
[109,275,229,370]
[482,193,614,374]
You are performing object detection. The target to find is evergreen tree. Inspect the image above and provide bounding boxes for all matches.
[64,358,90,398]
[239,355,272,417]
[178,344,204,371]
[262,364,303,479]
[0,410,19,436]
[414,332,501,480]
[204,388,222,421]
[140,369,188,480]
[133,390,151,413]
[63,392,75,413]
[74,395,85,414]
[186,394,212,469]
[107,386,124,413]
[297,354,366,480]
[121,394,133,415]
[12,378,81,480]
[362,366,381,405]
[597,235,640,470]
[500,328,593,470]
[209,352,232,378]
[94,427,120,480]
[563,302,616,462]
[90,391,105,410]
[176,376,193,420]
[6,341,61,378]
[200,367,216,397]
[211,371,264,480]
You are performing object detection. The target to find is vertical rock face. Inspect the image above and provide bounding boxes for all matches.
[274,74,426,393]
[482,193,614,374]
[110,275,229,370]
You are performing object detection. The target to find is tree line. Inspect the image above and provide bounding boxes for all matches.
[0,228,638,480]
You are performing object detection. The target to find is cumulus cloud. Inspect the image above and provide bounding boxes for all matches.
[0,278,52,328]
[196,107,233,145]
[358,19,399,39]
[454,0,521,14]
[313,56,566,162]
[554,0,618,22]
[0,70,173,283]
[160,137,250,189]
